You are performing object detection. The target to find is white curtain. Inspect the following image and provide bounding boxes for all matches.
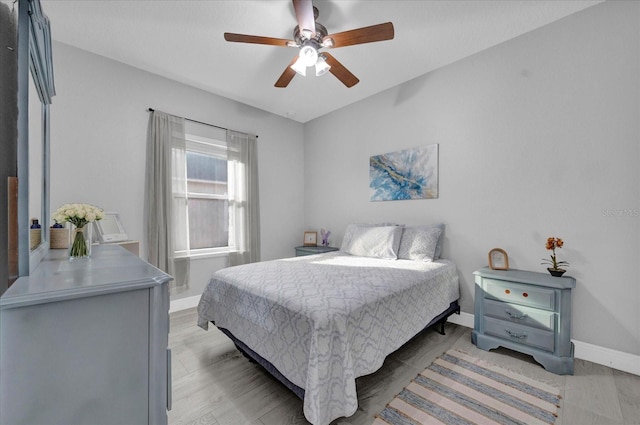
[144,110,189,289]
[227,130,260,266]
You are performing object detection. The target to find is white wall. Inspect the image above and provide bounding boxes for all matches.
[50,42,305,299]
[304,1,639,356]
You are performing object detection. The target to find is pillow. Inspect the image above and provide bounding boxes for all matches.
[341,223,400,251]
[341,225,403,259]
[341,223,372,251]
[398,224,444,262]
[433,223,445,259]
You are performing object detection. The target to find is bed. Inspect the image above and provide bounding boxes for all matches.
[197,224,459,425]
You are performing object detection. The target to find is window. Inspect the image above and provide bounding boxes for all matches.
[173,125,229,257]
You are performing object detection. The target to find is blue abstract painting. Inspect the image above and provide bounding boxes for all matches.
[369,144,438,201]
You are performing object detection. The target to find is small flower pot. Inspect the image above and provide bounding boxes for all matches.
[547,268,566,277]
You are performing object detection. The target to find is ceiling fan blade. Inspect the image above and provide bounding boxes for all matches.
[275,56,300,88]
[322,53,359,88]
[224,33,293,47]
[292,0,316,37]
[324,22,394,48]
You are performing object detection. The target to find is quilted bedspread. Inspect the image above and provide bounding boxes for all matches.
[197,251,459,425]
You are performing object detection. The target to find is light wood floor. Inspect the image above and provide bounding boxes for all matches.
[168,308,640,425]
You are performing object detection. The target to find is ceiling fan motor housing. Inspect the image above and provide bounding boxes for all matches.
[293,21,329,50]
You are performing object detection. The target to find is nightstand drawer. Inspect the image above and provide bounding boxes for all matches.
[484,299,555,332]
[484,317,555,352]
[483,279,555,310]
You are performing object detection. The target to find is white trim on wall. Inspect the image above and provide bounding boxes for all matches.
[447,311,475,329]
[572,339,640,376]
[169,295,201,313]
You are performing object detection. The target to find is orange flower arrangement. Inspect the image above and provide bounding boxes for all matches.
[542,237,569,272]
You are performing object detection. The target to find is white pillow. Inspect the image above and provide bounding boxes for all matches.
[341,223,399,250]
[341,223,372,251]
[398,224,444,262]
[342,225,403,259]
[433,223,445,259]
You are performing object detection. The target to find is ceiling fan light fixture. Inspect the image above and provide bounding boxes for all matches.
[290,57,307,76]
[315,55,330,76]
[299,44,318,67]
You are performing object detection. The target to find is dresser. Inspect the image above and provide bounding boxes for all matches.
[0,245,173,425]
[295,245,339,256]
[471,267,575,375]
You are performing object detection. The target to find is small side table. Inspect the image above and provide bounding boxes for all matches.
[472,267,575,375]
[295,246,339,257]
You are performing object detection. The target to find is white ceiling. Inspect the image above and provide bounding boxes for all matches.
[43,0,602,123]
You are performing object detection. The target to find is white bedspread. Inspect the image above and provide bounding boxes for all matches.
[197,251,459,425]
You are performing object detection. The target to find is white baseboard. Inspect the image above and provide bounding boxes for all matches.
[448,311,639,376]
[169,295,201,313]
[572,339,640,376]
[447,311,475,328]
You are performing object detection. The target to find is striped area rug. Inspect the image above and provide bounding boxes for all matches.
[373,349,561,425]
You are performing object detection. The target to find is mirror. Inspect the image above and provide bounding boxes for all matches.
[18,0,55,274]
[28,68,44,251]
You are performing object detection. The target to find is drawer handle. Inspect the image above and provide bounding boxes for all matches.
[505,329,527,339]
[504,289,511,295]
[505,310,527,320]
[522,292,529,298]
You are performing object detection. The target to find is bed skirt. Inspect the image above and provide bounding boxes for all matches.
[216,299,460,401]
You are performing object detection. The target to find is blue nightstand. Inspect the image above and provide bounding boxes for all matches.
[295,246,339,256]
[471,267,575,375]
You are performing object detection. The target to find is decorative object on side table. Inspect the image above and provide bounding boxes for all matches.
[29,218,42,250]
[488,248,509,270]
[50,222,68,249]
[541,236,569,277]
[320,228,331,247]
[52,203,104,260]
[303,231,317,246]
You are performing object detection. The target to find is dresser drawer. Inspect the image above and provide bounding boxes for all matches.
[483,299,555,332]
[483,278,555,310]
[484,317,555,352]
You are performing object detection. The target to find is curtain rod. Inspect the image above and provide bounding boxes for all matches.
[147,108,258,138]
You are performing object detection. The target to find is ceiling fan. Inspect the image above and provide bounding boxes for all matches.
[224,0,394,88]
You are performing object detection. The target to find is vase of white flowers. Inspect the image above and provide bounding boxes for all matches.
[52,203,104,260]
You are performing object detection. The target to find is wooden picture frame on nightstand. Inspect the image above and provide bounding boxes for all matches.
[488,248,509,270]
[303,231,318,246]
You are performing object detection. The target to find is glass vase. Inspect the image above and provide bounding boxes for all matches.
[68,223,92,260]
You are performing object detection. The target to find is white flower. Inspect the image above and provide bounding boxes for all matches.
[53,203,104,228]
